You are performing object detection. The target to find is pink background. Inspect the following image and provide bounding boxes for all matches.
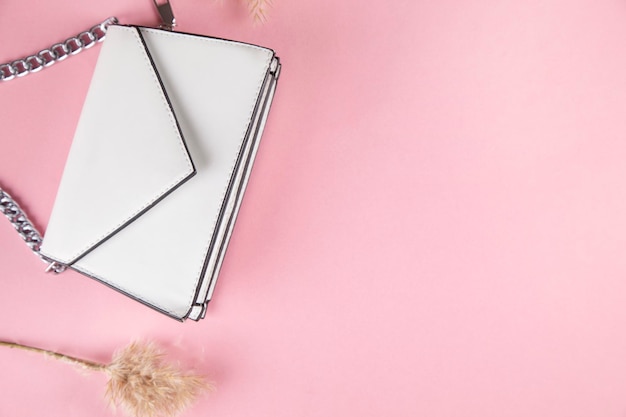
[3,0,626,415]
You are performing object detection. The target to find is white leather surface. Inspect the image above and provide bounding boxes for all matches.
[192,67,279,319]
[41,26,194,264]
[40,25,276,319]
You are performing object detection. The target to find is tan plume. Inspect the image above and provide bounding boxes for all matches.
[244,0,273,23]
[0,340,213,417]
[213,0,273,23]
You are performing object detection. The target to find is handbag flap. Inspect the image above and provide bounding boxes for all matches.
[41,26,195,265]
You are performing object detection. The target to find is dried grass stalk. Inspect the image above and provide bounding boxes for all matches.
[106,341,212,417]
[214,0,273,23]
[0,340,213,417]
[244,0,273,23]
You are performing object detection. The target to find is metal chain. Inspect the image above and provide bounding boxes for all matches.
[0,17,119,273]
[0,188,66,273]
[0,16,118,82]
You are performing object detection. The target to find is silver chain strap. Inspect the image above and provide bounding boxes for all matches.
[0,188,66,273]
[1,17,118,274]
[0,17,117,82]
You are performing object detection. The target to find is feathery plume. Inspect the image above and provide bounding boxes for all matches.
[0,340,213,417]
[244,0,273,23]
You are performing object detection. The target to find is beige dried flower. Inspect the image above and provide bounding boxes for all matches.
[0,340,213,417]
[244,0,273,24]
[215,0,273,23]
[106,341,212,417]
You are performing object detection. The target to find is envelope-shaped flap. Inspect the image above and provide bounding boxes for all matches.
[41,26,195,265]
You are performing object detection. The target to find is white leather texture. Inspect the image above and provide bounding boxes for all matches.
[40,25,279,320]
[42,27,195,264]
[196,67,279,316]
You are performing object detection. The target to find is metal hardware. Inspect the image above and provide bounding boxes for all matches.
[45,262,66,273]
[38,49,57,67]
[270,57,281,80]
[0,17,118,82]
[0,188,66,274]
[153,0,177,30]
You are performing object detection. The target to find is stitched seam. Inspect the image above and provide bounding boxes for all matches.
[139,28,273,310]
[73,263,177,315]
[140,27,270,54]
[61,28,273,317]
[189,47,272,310]
[189,41,269,310]
[62,26,193,263]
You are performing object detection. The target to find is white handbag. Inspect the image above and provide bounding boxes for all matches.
[0,2,281,321]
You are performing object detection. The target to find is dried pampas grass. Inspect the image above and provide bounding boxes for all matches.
[244,0,273,24]
[0,340,213,417]
[107,342,211,417]
[215,0,273,23]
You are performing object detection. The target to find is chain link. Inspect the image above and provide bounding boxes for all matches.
[0,17,118,82]
[0,188,66,273]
